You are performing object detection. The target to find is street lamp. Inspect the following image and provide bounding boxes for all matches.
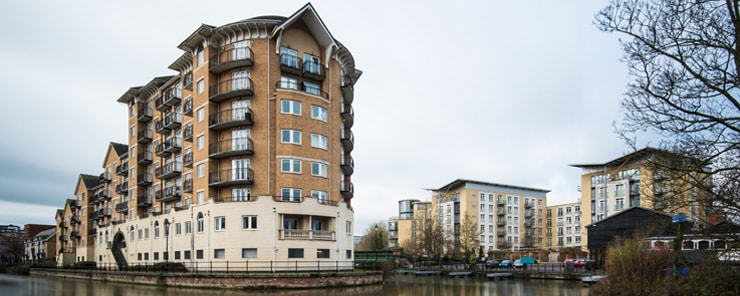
[374,224,380,251]
[164,219,170,263]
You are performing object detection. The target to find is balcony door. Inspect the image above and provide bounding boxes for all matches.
[232,100,250,121]
[232,129,250,151]
[232,41,249,60]
[232,70,249,90]
[232,158,250,181]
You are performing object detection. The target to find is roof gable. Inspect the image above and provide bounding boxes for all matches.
[76,174,102,192]
[102,142,128,167]
[272,3,337,67]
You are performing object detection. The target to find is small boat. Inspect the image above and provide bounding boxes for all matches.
[395,269,415,275]
[448,271,473,278]
[581,275,606,285]
[486,272,514,280]
[414,270,442,276]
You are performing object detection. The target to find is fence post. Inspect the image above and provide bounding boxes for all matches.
[246,260,249,274]
[226,261,229,274]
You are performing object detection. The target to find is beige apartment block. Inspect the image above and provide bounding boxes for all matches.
[545,202,583,250]
[571,147,709,248]
[55,4,360,268]
[430,179,549,253]
[390,199,432,249]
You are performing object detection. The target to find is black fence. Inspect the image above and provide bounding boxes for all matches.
[41,260,356,274]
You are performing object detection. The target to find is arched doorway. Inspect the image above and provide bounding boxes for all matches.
[111,231,127,268]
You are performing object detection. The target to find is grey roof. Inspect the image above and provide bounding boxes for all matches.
[429,178,550,194]
[111,142,128,157]
[80,174,102,189]
[35,228,56,239]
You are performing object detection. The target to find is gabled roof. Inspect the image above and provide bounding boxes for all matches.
[101,142,128,168]
[585,206,674,228]
[116,86,141,104]
[77,174,102,192]
[272,3,337,68]
[177,24,216,52]
[35,228,56,240]
[570,147,661,170]
[55,209,63,219]
[429,179,550,194]
[118,76,173,104]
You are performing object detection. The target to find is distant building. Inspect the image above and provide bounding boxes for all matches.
[429,179,549,253]
[546,202,583,250]
[0,224,22,239]
[24,228,56,263]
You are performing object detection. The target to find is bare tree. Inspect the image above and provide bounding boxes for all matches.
[458,212,480,262]
[595,0,740,224]
[357,221,387,251]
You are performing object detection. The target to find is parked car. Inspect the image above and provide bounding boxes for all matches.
[562,258,586,268]
[498,260,514,268]
[485,259,500,268]
[513,259,524,268]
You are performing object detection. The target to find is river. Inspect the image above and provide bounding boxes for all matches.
[0,273,591,295]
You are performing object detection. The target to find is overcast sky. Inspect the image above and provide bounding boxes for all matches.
[0,0,636,234]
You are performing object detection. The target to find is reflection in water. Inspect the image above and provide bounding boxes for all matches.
[1,273,590,296]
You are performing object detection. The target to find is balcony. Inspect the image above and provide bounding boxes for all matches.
[525,210,535,218]
[302,59,325,81]
[163,112,182,130]
[279,229,336,241]
[137,194,152,207]
[154,96,167,111]
[115,162,129,176]
[341,181,354,199]
[183,179,193,193]
[163,137,182,154]
[183,72,193,90]
[183,98,193,116]
[497,220,506,225]
[280,54,302,76]
[209,47,253,73]
[209,138,253,159]
[100,172,111,183]
[208,168,254,187]
[183,124,193,142]
[155,186,182,203]
[154,119,169,134]
[93,190,110,204]
[497,230,506,237]
[497,209,506,216]
[137,173,152,186]
[341,129,354,152]
[115,182,129,195]
[208,107,253,130]
[524,201,535,208]
[115,202,128,213]
[155,161,182,180]
[183,152,193,168]
[209,77,253,103]
[524,220,534,228]
[137,129,153,144]
[341,155,354,176]
[137,151,152,165]
[162,88,182,107]
[340,75,354,104]
[137,105,152,122]
[70,231,81,239]
[341,103,354,128]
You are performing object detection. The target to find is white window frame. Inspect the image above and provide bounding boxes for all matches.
[311,190,327,203]
[280,99,301,115]
[242,216,257,230]
[281,129,301,145]
[197,78,204,94]
[215,216,226,231]
[281,158,301,174]
[311,105,327,122]
[281,188,301,201]
[311,162,327,178]
[311,134,327,150]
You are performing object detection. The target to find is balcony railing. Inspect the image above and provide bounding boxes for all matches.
[341,181,354,199]
[209,107,253,130]
[279,229,336,241]
[137,194,152,207]
[183,98,193,116]
[154,119,168,134]
[302,59,325,81]
[279,54,302,75]
[525,210,535,218]
[183,72,193,90]
[341,155,354,176]
[137,105,152,122]
[209,47,254,73]
[183,152,193,168]
[524,201,535,208]
[341,104,354,128]
[115,182,129,195]
[155,138,182,157]
[209,78,253,102]
[183,179,193,193]
[137,172,153,186]
[183,124,193,142]
[208,168,254,187]
[162,88,182,107]
[155,186,182,203]
[137,129,153,144]
[115,162,129,176]
[340,75,354,104]
[497,230,506,237]
[115,202,128,213]
[164,112,182,130]
[275,80,329,99]
[137,151,152,165]
[497,220,506,225]
[209,138,253,159]
[341,129,354,152]
[497,210,506,216]
[155,161,183,180]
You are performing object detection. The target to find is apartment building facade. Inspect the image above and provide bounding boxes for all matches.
[56,4,360,268]
[545,202,582,250]
[389,199,433,249]
[571,147,709,247]
[430,179,549,253]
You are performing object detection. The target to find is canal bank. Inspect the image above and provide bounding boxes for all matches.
[30,269,383,289]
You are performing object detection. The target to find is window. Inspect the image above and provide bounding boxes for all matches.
[242,216,257,230]
[174,251,181,260]
[280,75,298,89]
[281,99,301,115]
[196,250,203,259]
[215,216,226,231]
[197,47,204,66]
[288,248,304,258]
[154,221,160,238]
[214,249,225,259]
[185,221,192,234]
[311,220,323,231]
[197,78,204,94]
[488,194,494,202]
[311,134,327,149]
[317,249,330,259]
[281,159,301,174]
[197,212,204,233]
[480,193,485,201]
[311,162,327,177]
[242,248,257,258]
[615,184,625,196]
[197,107,204,122]
[311,105,327,122]
[311,190,327,204]
[281,188,301,201]
[346,221,352,234]
[304,53,320,74]
[197,190,204,205]
[280,47,298,67]
[197,135,204,150]
[130,126,135,138]
[184,250,191,260]
[303,81,321,96]
[138,229,142,240]
[175,223,181,235]
[197,164,204,178]
[232,188,250,201]
[346,250,352,259]
[281,129,301,144]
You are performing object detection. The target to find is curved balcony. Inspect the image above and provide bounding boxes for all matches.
[155,161,182,180]
[155,186,182,203]
[341,103,354,128]
[280,54,302,76]
[209,47,253,73]
[275,80,329,99]
[209,138,253,159]
[208,168,254,187]
[340,75,354,104]
[341,129,354,152]
[341,155,354,176]
[303,59,325,81]
[209,78,253,103]
[137,129,152,144]
[341,181,354,199]
[209,107,253,130]
[137,173,152,186]
[137,151,152,165]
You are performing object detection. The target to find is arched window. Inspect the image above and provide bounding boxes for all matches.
[197,212,205,233]
[154,221,160,238]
